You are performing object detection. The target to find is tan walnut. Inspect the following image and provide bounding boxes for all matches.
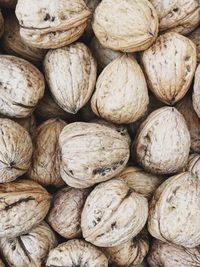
[81,178,148,247]
[0,222,57,267]
[187,154,200,180]
[148,172,200,248]
[92,0,158,52]
[141,32,197,105]
[91,54,149,124]
[188,27,200,63]
[193,64,200,118]
[134,107,191,175]
[46,239,108,267]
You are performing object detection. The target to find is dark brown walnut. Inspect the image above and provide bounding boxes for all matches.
[0,10,4,38]
[188,27,200,63]
[148,239,200,267]
[141,32,197,105]
[44,42,97,114]
[47,187,89,238]
[46,239,108,267]
[0,179,51,238]
[0,0,16,8]
[193,64,200,118]
[134,107,191,175]
[187,154,200,180]
[59,122,130,188]
[0,221,57,267]
[28,119,66,187]
[81,179,148,247]
[148,172,200,248]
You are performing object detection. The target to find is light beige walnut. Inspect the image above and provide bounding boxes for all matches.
[47,187,89,238]
[91,54,149,124]
[59,122,130,188]
[148,172,200,247]
[188,27,200,63]
[92,0,158,52]
[193,64,200,118]
[0,0,16,8]
[141,32,197,105]
[187,154,200,180]
[28,119,66,187]
[0,10,4,38]
[0,222,57,267]
[46,239,108,267]
[81,179,148,247]
[44,42,97,114]
[0,179,51,238]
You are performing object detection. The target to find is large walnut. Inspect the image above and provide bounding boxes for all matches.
[81,179,148,247]
[59,122,130,188]
[0,222,57,267]
[134,107,191,175]
[141,32,197,105]
[188,27,200,63]
[193,64,200,118]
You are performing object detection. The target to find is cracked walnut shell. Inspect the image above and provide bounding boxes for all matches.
[193,64,200,118]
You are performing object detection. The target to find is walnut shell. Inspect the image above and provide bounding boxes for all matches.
[47,187,89,238]
[59,122,130,188]
[0,179,51,238]
[0,0,16,8]
[46,239,108,267]
[0,221,57,267]
[187,154,200,180]
[81,179,148,247]
[0,10,4,38]
[91,54,149,124]
[188,27,200,63]
[44,42,97,114]
[193,64,200,118]
[92,0,158,52]
[134,107,191,175]
[141,32,197,105]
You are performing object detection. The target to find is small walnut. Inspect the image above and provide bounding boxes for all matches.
[47,187,89,238]
[0,179,51,238]
[92,0,158,52]
[44,42,97,114]
[0,10,4,38]
[187,154,200,180]
[59,122,130,188]
[0,0,16,8]
[46,239,108,267]
[141,32,197,105]
[193,64,200,118]
[14,114,36,139]
[0,221,57,267]
[134,107,191,175]
[91,54,149,124]
[81,179,148,247]
[188,27,200,63]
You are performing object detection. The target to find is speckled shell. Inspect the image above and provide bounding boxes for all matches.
[0,179,51,238]
[148,172,200,247]
[0,0,16,8]
[47,187,89,238]
[29,119,66,187]
[141,32,197,105]
[44,42,97,114]
[150,0,200,35]
[81,179,148,247]
[92,0,158,52]
[0,55,45,118]
[59,122,130,188]
[46,239,108,267]
[14,114,36,139]
[0,118,32,183]
[148,239,200,267]
[134,107,191,175]
[0,222,57,267]
[188,27,200,63]
[187,154,200,180]
[91,54,149,124]
[0,10,4,38]
[193,64,200,118]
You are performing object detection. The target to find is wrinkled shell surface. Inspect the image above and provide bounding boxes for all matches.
[141,32,197,105]
[193,64,200,118]
[59,122,130,188]
[187,154,200,181]
[134,107,191,175]
[188,27,200,63]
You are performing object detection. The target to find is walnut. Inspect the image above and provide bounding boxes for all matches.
[47,187,89,238]
[0,10,3,38]
[141,32,197,105]
[0,179,51,238]
[134,107,191,175]
[0,221,57,267]
[44,42,97,114]
[59,122,130,188]
[0,0,16,8]
[81,179,148,247]
[46,239,108,267]
[188,27,200,63]
[187,154,200,180]
[14,114,36,139]
[193,64,200,118]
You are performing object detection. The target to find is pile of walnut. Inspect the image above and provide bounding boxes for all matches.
[0,0,199,266]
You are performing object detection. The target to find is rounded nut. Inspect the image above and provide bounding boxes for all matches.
[0,221,57,267]
[134,107,191,175]
[91,54,149,124]
[46,239,108,267]
[148,172,200,247]
[0,0,16,8]
[188,27,200,63]
[193,64,200,118]
[0,179,51,238]
[44,42,97,114]
[187,154,200,180]
[141,32,197,105]
[59,122,130,188]
[81,179,148,247]
[92,0,158,52]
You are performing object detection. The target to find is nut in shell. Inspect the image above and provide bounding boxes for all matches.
[193,64,200,118]
[188,27,200,63]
